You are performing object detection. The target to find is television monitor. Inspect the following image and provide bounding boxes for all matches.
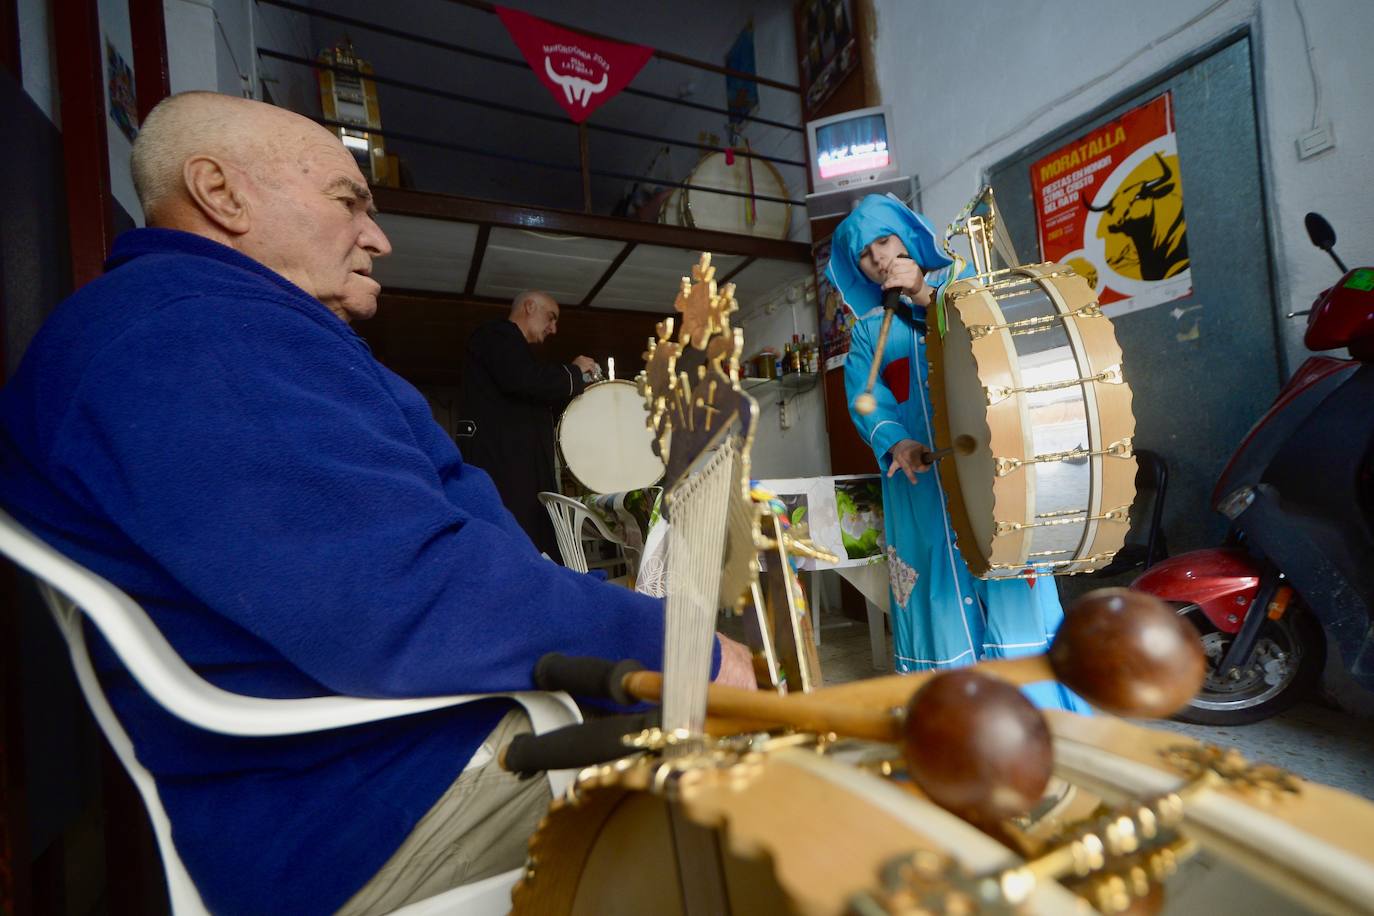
[806,105,899,195]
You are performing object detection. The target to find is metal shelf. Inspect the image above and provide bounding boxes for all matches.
[742,372,821,395]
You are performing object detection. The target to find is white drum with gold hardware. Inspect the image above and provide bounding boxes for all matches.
[928,263,1137,579]
[671,151,792,239]
[557,380,664,494]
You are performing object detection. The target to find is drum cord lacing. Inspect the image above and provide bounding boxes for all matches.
[984,365,1123,406]
[967,301,1104,340]
[993,438,1134,477]
[995,505,1130,536]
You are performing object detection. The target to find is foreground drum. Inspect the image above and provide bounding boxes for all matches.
[558,380,664,494]
[512,737,1083,916]
[928,264,1136,578]
[512,723,1374,916]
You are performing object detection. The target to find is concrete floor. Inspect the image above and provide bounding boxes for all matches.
[813,608,1374,802]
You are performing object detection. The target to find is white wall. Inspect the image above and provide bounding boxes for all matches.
[164,0,217,94]
[871,0,1374,375]
[17,0,58,120]
[163,0,314,104]
[738,277,832,479]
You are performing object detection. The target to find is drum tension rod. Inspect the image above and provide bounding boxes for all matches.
[985,365,1123,406]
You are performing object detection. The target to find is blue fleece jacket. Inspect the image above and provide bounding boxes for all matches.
[0,229,681,914]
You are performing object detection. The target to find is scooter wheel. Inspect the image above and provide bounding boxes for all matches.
[1172,602,1324,726]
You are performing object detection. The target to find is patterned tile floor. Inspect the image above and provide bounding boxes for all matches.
[812,608,1374,801]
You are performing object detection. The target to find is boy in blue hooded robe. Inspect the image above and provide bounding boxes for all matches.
[828,195,1089,713]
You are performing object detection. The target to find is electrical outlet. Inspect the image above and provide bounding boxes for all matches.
[1297,123,1335,160]
[779,400,791,430]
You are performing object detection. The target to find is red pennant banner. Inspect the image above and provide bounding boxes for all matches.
[495,6,654,124]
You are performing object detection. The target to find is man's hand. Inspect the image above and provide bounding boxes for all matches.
[571,355,599,377]
[887,438,934,484]
[714,634,758,690]
[882,259,933,307]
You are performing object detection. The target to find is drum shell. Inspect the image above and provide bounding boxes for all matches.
[929,264,1136,578]
[511,746,1082,915]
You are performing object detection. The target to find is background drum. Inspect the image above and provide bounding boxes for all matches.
[928,263,1137,578]
[660,151,792,239]
[558,379,664,494]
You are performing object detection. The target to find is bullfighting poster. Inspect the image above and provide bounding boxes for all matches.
[1030,92,1191,317]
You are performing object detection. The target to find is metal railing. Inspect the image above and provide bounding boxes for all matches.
[255,0,807,219]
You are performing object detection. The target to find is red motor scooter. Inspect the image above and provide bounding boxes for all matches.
[1133,213,1374,724]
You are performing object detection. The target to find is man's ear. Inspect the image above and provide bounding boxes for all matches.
[183,155,251,235]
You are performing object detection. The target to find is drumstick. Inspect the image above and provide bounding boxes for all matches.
[625,589,1206,736]
[853,255,912,416]
[627,655,1052,741]
[919,435,975,464]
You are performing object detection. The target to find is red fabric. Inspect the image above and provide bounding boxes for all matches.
[495,7,653,123]
[881,357,911,404]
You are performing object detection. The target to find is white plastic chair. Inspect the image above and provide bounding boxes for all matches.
[538,491,638,576]
[0,508,581,915]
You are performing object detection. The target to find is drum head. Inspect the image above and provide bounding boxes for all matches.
[680,152,791,239]
[559,380,665,494]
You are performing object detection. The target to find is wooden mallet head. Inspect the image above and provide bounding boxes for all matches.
[1049,588,1206,718]
[902,669,1054,827]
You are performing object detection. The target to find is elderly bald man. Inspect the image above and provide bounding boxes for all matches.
[0,92,753,915]
[460,290,599,561]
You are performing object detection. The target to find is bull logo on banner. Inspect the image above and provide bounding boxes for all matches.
[1085,151,1190,282]
[544,57,609,107]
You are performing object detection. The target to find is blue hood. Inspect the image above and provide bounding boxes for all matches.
[825,194,954,317]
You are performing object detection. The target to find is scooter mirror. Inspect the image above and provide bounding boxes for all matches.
[1304,212,1348,272]
[1305,212,1336,250]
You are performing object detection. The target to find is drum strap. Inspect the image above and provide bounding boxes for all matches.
[933,253,965,339]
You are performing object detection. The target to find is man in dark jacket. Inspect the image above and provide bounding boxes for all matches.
[461,291,599,560]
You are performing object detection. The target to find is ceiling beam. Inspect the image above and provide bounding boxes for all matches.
[381,286,674,319]
[463,224,491,297]
[372,187,811,264]
[579,242,636,308]
[719,256,756,285]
